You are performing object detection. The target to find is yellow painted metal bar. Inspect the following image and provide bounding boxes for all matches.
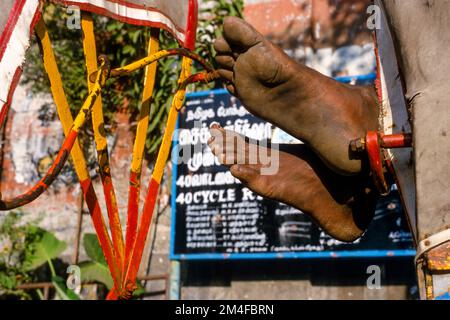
[81,13,125,268]
[34,27,121,289]
[73,70,104,131]
[35,18,89,181]
[131,30,159,174]
[122,57,193,292]
[88,49,212,83]
[111,50,182,78]
[108,49,209,78]
[153,57,193,182]
[124,29,159,265]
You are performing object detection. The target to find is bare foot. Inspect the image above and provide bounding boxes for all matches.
[214,17,378,175]
[208,124,377,242]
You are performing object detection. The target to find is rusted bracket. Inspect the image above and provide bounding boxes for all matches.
[350,132,412,195]
[415,228,450,299]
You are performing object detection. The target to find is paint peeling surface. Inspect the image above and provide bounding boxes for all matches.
[427,242,450,271]
[9,85,63,184]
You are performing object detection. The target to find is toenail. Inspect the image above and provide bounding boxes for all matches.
[210,122,222,129]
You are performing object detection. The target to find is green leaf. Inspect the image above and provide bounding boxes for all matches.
[80,234,113,289]
[0,271,17,289]
[83,234,107,264]
[24,231,66,271]
[52,275,80,300]
[132,281,145,297]
[130,30,141,43]
[78,261,113,289]
[122,44,136,56]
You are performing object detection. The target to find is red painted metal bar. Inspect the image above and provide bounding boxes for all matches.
[365,131,389,195]
[119,71,218,299]
[79,177,122,293]
[123,177,160,295]
[126,170,140,251]
[351,131,413,196]
[185,0,199,51]
[0,62,121,211]
[77,55,123,293]
[380,133,413,149]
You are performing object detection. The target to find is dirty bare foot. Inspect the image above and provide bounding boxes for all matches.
[215,17,378,175]
[208,124,377,242]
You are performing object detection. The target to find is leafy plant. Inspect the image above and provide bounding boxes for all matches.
[78,233,145,298]
[52,275,80,300]
[23,230,67,272]
[0,211,81,300]
[78,233,113,289]
[0,211,41,299]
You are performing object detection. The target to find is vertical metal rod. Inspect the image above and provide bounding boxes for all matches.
[72,191,84,265]
[169,260,181,300]
[0,111,8,194]
[43,286,50,300]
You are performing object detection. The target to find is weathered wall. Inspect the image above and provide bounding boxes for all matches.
[0,0,417,299]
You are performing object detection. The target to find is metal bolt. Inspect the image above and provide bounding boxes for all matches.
[350,137,366,154]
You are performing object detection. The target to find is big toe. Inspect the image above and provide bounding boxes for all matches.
[230,164,259,185]
[223,16,264,52]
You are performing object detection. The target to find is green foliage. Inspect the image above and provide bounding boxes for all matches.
[78,233,144,297]
[0,211,42,298]
[0,212,82,300]
[82,233,107,265]
[52,275,80,300]
[78,233,113,289]
[0,211,74,299]
[0,217,144,299]
[22,1,243,164]
[78,260,113,290]
[196,0,244,70]
[23,230,67,272]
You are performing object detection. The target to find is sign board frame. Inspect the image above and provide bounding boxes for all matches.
[170,75,416,261]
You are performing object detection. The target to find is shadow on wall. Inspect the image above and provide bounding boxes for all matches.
[249,0,373,50]
[181,257,418,299]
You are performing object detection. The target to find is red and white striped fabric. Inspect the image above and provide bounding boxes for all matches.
[0,0,198,127]
[0,0,41,128]
[55,0,198,49]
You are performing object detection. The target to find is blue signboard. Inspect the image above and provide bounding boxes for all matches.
[170,74,415,260]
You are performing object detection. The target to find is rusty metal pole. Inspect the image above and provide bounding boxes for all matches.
[72,191,84,265]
